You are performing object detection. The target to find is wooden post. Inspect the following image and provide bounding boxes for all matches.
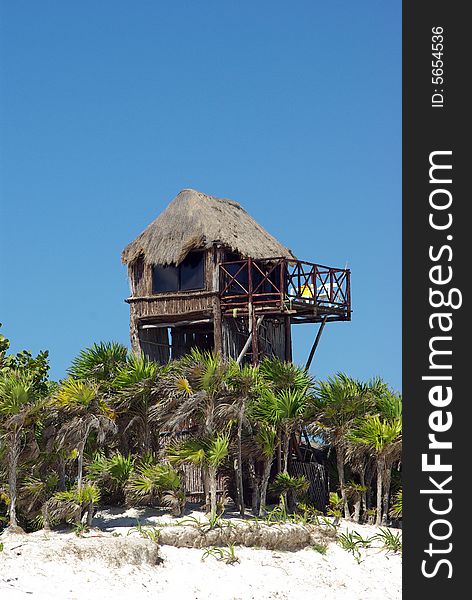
[251,304,258,365]
[284,315,292,362]
[212,245,223,356]
[280,254,290,362]
[247,257,259,364]
[129,307,141,355]
[213,298,223,356]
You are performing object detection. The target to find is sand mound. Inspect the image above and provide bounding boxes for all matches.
[1,530,161,568]
[159,521,335,550]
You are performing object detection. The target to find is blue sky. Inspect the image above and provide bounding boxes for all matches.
[0,1,401,389]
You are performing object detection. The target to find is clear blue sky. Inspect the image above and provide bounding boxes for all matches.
[0,1,401,390]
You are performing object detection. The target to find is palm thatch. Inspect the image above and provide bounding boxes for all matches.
[121,188,295,266]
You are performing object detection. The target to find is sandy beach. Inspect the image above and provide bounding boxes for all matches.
[0,508,401,600]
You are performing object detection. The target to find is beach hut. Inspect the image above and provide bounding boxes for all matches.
[122,188,351,367]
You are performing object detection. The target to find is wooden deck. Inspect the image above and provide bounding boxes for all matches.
[219,257,351,324]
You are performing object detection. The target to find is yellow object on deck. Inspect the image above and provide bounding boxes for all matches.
[300,284,315,300]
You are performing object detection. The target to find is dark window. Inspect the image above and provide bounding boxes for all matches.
[180,252,205,290]
[152,264,179,293]
[152,252,205,293]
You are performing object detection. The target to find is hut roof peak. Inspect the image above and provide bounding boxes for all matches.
[121,188,295,266]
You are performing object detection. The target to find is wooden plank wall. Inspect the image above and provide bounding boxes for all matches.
[222,316,289,362]
[221,317,246,360]
[181,464,228,504]
[128,294,215,319]
[258,318,287,361]
[138,327,170,363]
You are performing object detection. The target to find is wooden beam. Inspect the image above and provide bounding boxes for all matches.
[212,296,223,356]
[305,315,328,371]
[236,316,264,365]
[284,315,292,362]
[140,319,211,329]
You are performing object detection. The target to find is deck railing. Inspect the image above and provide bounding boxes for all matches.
[219,257,351,319]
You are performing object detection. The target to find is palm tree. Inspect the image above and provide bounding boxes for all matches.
[348,404,402,525]
[270,472,309,513]
[52,378,116,489]
[167,431,230,517]
[125,459,184,515]
[252,386,309,474]
[112,354,163,454]
[344,481,367,523]
[68,341,128,386]
[345,441,375,521]
[390,488,402,520]
[249,363,311,515]
[259,358,312,394]
[258,358,313,474]
[215,361,259,516]
[0,369,44,530]
[377,392,402,521]
[153,350,230,435]
[153,350,234,510]
[45,481,101,527]
[255,424,277,515]
[87,451,135,504]
[307,373,366,519]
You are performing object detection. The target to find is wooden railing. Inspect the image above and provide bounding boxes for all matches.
[219,257,351,319]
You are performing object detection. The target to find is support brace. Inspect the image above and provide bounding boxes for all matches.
[305,315,328,371]
[236,315,265,365]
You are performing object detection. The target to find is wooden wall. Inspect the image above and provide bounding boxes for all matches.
[222,316,289,362]
[138,327,170,363]
[128,293,215,320]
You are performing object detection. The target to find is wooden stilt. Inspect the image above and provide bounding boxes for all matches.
[305,316,328,371]
[284,315,292,362]
[212,296,223,356]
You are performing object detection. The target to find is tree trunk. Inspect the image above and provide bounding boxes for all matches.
[77,441,85,490]
[336,447,350,519]
[8,430,20,529]
[382,463,392,524]
[202,466,210,511]
[77,422,93,491]
[360,470,367,521]
[353,497,361,523]
[258,457,273,516]
[282,433,291,473]
[365,461,375,512]
[42,503,51,531]
[233,458,241,511]
[86,503,95,527]
[375,456,385,526]
[247,458,259,514]
[236,403,245,516]
[143,406,151,454]
[276,438,282,473]
[209,465,217,517]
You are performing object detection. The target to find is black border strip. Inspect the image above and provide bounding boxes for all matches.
[403,2,467,596]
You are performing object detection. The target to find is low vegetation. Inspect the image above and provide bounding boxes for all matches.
[0,324,402,542]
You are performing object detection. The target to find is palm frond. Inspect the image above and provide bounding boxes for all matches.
[68,342,128,383]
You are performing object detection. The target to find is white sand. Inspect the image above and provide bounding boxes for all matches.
[0,508,401,600]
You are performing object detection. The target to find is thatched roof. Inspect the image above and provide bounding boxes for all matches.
[121,189,295,266]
